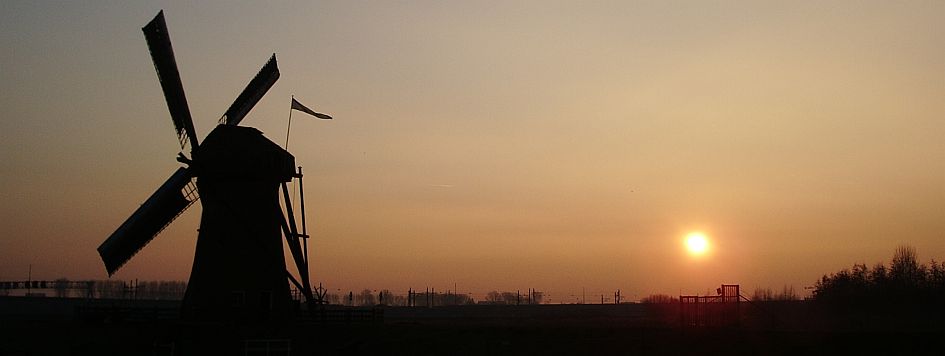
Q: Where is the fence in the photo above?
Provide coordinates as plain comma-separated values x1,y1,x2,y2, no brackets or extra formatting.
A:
680,284,740,327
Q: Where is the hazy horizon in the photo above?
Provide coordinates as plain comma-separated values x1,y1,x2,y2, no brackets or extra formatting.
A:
2,1,943,302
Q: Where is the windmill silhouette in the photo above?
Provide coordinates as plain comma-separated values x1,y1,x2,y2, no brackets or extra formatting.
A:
97,11,314,321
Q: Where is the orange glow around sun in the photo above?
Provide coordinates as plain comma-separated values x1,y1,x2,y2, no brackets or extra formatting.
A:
685,232,709,256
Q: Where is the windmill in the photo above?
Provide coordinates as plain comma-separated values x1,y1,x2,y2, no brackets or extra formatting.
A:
97,11,315,321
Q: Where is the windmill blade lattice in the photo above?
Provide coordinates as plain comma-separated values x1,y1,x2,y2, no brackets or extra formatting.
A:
97,167,198,275
220,54,281,126
142,10,199,152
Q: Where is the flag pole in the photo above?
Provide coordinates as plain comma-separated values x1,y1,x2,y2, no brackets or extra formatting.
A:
285,95,294,150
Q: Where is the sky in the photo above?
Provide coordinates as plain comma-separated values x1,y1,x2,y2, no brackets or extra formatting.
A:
1,1,942,302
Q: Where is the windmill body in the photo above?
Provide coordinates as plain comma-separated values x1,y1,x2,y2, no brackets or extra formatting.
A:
97,11,315,322
183,125,295,320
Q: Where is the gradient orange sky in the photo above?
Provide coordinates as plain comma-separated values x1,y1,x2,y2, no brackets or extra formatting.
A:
2,1,943,302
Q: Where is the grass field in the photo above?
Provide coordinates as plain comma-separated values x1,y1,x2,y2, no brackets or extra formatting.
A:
1,296,942,355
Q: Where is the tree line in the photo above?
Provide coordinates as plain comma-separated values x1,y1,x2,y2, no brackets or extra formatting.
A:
813,245,945,305
0,279,186,300
318,289,545,306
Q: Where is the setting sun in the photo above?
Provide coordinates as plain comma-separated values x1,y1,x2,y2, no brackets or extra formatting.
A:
685,232,709,256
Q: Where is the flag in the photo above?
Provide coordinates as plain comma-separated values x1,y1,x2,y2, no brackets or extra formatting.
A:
291,98,332,120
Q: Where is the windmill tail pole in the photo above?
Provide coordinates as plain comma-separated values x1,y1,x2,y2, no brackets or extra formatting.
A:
284,95,294,150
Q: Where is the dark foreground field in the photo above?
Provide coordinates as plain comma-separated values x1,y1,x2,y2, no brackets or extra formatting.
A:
1,297,943,355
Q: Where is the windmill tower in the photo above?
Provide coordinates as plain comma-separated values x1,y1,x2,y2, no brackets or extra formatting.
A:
97,11,314,321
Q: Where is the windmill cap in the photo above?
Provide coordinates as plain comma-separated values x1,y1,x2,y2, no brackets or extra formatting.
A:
192,125,295,182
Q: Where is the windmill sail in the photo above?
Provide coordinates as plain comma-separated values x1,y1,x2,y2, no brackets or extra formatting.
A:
220,54,280,126
98,167,198,275
142,11,199,151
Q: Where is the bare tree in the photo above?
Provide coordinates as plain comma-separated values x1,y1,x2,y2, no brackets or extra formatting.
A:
777,285,798,301
136,281,186,300
640,294,678,303
751,288,773,301
500,291,518,304
929,260,945,290
82,281,96,299
96,280,124,299
486,291,502,303
53,278,70,298
891,245,923,286
379,289,407,306
356,289,376,306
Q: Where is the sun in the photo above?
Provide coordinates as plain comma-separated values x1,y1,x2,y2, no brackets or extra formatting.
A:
685,232,709,256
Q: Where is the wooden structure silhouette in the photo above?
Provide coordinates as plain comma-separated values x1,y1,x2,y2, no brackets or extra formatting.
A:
680,284,741,327
96,11,314,321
